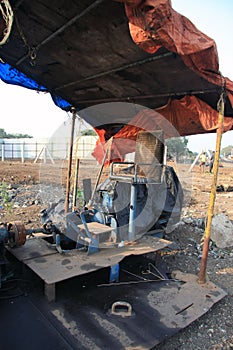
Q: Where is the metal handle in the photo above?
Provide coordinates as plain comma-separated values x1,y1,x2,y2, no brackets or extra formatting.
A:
111,301,132,317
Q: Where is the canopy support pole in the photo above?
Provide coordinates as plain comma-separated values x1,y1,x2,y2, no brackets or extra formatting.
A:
198,92,225,284
65,108,76,213
88,140,110,207
72,157,80,210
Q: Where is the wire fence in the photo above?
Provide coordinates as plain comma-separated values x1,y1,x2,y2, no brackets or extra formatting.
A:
0,136,98,162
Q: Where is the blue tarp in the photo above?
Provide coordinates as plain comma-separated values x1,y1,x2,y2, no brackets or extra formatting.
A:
0,62,71,111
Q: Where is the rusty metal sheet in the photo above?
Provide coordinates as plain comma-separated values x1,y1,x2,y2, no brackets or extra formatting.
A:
0,270,226,350
7,237,57,261
7,236,172,284
3,242,227,350
49,269,227,350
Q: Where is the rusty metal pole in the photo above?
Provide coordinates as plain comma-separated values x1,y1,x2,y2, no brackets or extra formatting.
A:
88,143,109,207
65,107,76,213
198,92,225,284
72,157,80,210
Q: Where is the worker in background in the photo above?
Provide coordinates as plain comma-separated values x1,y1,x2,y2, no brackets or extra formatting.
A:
209,151,215,173
199,152,207,173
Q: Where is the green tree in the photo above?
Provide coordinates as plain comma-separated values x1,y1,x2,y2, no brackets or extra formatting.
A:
0,128,32,138
0,128,7,138
166,136,189,161
221,145,233,157
81,129,97,136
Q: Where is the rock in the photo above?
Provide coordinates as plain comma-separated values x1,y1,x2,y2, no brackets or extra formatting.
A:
13,202,21,208
216,184,233,192
226,185,233,192
182,217,193,224
216,185,225,192
211,213,233,248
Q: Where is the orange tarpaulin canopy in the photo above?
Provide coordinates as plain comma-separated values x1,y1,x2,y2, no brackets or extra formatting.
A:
89,0,233,163
117,0,233,107
0,0,233,139
92,95,233,164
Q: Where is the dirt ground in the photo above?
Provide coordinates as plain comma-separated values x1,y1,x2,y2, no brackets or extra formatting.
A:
0,159,233,349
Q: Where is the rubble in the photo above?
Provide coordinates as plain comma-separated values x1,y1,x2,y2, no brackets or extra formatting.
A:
1,183,65,209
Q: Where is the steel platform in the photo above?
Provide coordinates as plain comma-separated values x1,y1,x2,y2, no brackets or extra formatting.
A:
7,235,172,301
0,264,227,350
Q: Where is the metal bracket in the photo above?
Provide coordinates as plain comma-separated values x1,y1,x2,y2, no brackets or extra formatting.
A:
109,263,120,283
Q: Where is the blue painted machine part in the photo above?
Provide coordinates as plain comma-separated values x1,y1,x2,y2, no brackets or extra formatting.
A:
109,263,120,283
0,226,8,244
87,237,99,255
80,210,100,255
55,234,72,254
80,211,93,240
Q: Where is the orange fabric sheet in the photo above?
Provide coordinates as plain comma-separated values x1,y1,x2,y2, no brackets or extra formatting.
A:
116,0,233,107
93,96,233,164
94,0,233,164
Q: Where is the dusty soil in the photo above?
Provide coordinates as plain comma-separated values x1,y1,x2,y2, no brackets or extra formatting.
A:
0,160,233,349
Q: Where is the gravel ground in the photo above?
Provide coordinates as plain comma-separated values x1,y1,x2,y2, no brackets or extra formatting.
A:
153,223,233,350
0,161,233,349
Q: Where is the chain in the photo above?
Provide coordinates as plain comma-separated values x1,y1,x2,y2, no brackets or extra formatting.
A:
14,13,37,65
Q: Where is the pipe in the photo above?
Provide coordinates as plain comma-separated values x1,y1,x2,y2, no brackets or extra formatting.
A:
1,143,5,162
88,140,109,207
15,0,105,66
55,52,173,91
65,108,76,213
128,183,137,241
128,165,138,241
198,92,225,284
71,88,217,105
72,158,80,210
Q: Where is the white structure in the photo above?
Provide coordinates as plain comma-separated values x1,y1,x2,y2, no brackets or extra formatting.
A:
0,135,98,162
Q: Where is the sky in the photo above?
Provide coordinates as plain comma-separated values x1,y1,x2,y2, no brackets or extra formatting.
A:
0,0,233,152
171,0,233,152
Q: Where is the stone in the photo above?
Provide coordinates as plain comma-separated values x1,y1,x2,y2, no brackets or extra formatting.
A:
211,213,233,248
182,217,193,224
226,185,233,192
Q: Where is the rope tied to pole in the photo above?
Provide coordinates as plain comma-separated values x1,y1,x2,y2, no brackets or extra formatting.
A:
217,74,226,115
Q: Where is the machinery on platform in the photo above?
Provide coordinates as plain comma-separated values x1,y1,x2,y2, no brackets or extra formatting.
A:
2,131,183,256
0,221,50,286
1,131,182,260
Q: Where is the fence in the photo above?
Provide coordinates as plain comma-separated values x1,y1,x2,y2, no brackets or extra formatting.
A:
0,136,98,162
